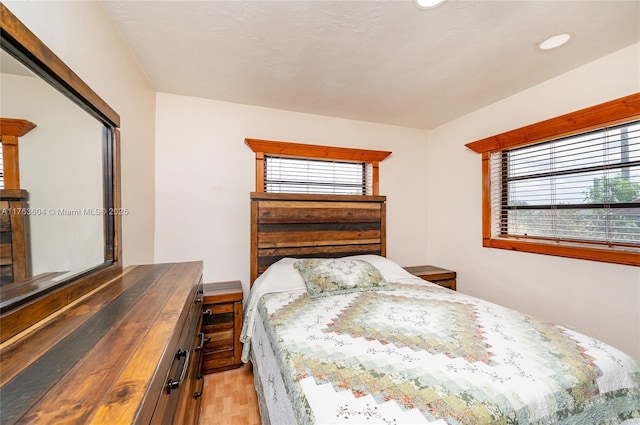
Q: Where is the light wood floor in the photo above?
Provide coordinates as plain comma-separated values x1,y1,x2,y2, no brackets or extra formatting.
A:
199,364,261,425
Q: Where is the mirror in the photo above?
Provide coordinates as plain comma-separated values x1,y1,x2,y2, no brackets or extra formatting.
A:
0,3,121,327
1,51,105,279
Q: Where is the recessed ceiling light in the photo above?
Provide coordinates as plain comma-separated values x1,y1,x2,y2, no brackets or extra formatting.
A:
539,33,572,51
416,0,446,10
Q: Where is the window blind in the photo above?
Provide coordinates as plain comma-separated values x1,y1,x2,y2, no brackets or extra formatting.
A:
264,155,372,195
491,120,640,248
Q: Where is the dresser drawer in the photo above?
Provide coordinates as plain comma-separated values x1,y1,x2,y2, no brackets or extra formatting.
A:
152,281,204,425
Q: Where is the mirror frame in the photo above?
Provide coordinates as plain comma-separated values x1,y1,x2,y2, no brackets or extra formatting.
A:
0,3,123,343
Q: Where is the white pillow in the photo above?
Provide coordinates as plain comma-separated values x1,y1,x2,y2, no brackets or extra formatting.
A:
251,257,306,296
344,254,416,282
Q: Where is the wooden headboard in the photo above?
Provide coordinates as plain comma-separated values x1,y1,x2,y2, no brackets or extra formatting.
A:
250,192,386,285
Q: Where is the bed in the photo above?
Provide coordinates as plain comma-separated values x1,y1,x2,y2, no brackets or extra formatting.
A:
243,193,640,424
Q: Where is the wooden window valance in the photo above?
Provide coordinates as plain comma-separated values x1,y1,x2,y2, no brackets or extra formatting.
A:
245,138,392,196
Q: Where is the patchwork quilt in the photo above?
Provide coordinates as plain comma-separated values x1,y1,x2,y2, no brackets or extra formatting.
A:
246,280,640,424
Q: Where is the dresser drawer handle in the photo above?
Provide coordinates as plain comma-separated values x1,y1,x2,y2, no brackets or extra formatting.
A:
203,309,212,316
166,349,190,394
194,374,205,399
195,297,203,304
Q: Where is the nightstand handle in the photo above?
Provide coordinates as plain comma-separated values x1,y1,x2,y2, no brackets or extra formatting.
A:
203,309,212,316
195,332,207,351
194,374,205,399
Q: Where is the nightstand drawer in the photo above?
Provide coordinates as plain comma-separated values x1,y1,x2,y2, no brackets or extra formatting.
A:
201,351,235,371
204,329,234,352
202,311,234,331
208,303,234,314
435,278,456,290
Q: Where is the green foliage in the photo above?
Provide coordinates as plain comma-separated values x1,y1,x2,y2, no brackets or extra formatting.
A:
584,177,640,203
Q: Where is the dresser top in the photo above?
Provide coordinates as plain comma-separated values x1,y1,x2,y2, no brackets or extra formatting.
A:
0,261,203,425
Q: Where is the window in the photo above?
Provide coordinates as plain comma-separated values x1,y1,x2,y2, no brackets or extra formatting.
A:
245,138,391,196
466,93,640,266
264,156,371,195
495,120,639,244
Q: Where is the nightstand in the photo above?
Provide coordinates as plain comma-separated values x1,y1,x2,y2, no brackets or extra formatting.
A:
403,265,457,291
201,280,243,374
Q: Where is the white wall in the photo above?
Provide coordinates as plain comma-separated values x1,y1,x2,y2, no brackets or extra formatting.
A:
154,94,430,295
4,1,157,266
1,73,103,275
427,43,640,359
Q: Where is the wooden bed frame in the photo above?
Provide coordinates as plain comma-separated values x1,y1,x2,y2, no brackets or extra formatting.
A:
250,192,386,285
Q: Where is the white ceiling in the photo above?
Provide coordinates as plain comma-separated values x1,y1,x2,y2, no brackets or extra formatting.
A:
101,0,640,130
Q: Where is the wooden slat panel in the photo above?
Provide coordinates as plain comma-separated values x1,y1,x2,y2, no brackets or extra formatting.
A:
258,230,380,248
257,245,382,274
250,193,386,285
259,222,381,233
258,243,382,259
258,206,381,223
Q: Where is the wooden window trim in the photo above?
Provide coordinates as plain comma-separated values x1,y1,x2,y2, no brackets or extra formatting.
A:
0,118,37,189
245,138,391,195
466,93,640,267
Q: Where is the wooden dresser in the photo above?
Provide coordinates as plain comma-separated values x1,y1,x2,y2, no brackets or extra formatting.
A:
0,262,204,424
